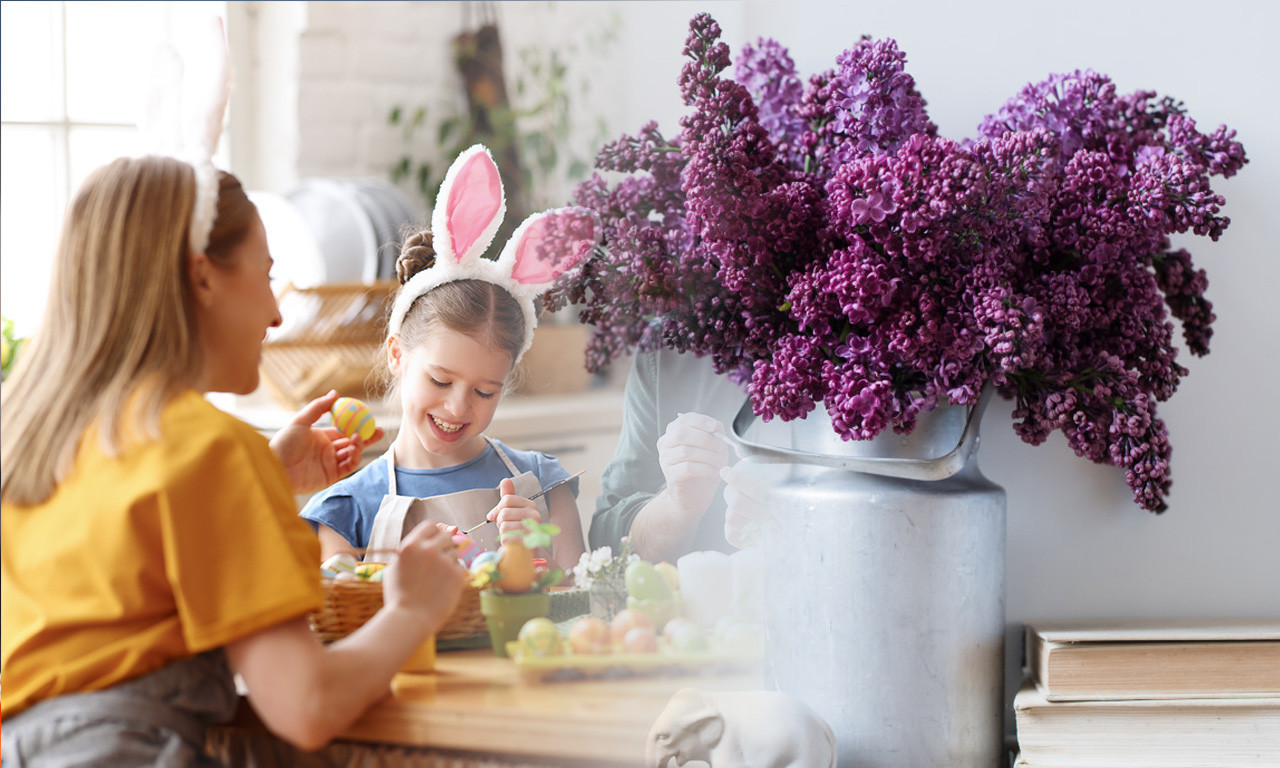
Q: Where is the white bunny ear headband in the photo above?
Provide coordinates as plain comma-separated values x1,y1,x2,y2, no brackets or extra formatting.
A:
140,16,232,254
389,144,601,362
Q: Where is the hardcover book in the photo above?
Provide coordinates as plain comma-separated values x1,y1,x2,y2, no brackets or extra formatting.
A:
1014,679,1280,768
1024,618,1280,701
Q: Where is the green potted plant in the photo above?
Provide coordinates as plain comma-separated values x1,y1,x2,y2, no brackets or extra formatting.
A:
388,12,616,254
1,316,27,383
470,519,564,657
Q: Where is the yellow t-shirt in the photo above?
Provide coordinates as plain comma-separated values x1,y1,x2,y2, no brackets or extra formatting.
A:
1,390,322,715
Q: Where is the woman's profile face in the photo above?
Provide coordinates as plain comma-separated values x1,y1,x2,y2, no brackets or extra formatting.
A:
193,214,282,394
389,326,513,468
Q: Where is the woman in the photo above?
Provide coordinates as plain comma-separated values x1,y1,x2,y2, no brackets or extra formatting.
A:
1,156,466,765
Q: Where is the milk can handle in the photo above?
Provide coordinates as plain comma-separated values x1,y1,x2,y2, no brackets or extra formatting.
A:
729,389,988,482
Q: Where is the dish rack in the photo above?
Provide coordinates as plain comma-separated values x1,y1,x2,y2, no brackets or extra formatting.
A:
259,281,398,410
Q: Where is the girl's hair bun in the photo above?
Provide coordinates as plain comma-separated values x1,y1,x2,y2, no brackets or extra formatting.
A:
396,230,436,285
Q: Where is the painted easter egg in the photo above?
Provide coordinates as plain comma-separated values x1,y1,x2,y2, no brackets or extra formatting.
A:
453,534,484,568
321,552,359,574
469,550,501,573
331,396,376,441
353,562,386,580
518,617,564,657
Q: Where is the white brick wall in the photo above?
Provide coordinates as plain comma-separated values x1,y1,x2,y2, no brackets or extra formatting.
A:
294,2,452,182
230,1,624,211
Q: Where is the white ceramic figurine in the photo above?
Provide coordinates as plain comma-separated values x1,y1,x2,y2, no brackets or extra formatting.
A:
646,688,838,768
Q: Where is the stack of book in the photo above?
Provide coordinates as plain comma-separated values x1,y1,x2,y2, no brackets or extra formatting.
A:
1014,619,1280,767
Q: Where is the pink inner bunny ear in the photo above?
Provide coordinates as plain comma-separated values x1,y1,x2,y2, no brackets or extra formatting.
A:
446,151,503,261
510,210,599,285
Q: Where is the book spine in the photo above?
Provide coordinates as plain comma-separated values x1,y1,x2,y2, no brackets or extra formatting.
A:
1015,691,1280,767
1035,641,1280,701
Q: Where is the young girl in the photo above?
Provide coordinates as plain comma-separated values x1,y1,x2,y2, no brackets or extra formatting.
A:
0,155,467,763
300,145,598,576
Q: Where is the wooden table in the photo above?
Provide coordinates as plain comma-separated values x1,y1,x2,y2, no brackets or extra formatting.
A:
212,648,765,768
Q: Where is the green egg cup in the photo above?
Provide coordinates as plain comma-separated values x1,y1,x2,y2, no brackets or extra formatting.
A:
479,590,551,657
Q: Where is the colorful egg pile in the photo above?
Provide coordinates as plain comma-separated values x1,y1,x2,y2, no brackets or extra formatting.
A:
319,553,386,582
453,534,484,568
331,396,376,441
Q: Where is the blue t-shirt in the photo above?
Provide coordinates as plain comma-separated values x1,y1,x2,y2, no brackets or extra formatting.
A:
299,438,576,549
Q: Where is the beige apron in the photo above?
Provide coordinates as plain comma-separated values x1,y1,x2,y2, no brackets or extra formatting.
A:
364,437,545,560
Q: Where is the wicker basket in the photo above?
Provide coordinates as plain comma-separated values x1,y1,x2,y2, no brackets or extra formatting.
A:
259,281,398,410
308,578,487,645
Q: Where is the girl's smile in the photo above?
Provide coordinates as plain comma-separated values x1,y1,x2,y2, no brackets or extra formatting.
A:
429,414,466,435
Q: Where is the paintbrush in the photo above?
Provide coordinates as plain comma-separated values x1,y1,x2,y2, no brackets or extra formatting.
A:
461,470,586,535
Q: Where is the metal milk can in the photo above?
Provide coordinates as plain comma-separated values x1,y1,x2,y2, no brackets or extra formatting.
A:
732,390,1005,768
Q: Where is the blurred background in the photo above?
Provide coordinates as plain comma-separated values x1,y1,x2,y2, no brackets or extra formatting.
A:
3,0,1277,732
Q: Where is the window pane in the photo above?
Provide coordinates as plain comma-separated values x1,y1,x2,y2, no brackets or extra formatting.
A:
1,126,63,334
168,2,228,36
64,1,228,126
64,1,165,123
0,1,64,122
1,0,231,337
67,125,144,195
168,0,232,169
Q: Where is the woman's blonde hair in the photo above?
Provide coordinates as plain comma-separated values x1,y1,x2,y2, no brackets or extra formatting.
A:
1,155,258,505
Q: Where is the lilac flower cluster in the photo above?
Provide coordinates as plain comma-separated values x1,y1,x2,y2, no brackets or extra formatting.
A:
547,14,1247,513
735,38,807,163
974,69,1246,510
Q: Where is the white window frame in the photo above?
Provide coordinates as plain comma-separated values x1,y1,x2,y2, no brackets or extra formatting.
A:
1,0,228,335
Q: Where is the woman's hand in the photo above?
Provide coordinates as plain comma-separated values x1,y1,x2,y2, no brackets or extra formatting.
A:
487,477,542,538
228,520,464,753
270,390,384,494
383,520,467,621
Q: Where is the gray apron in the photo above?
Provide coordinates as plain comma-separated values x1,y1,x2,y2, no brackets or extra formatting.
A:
364,437,546,558
0,650,237,768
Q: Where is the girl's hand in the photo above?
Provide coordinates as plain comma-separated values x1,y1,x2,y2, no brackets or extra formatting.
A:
270,390,385,494
383,520,466,622
487,477,541,538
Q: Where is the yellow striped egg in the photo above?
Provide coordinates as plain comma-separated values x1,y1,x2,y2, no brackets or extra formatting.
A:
331,396,376,441
354,562,386,580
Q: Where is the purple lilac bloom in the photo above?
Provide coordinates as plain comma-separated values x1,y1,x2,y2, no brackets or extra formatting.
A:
826,36,937,167
559,14,1246,514
736,38,808,162
977,68,1245,510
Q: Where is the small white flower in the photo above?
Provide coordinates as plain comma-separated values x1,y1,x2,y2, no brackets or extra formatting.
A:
588,547,612,572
